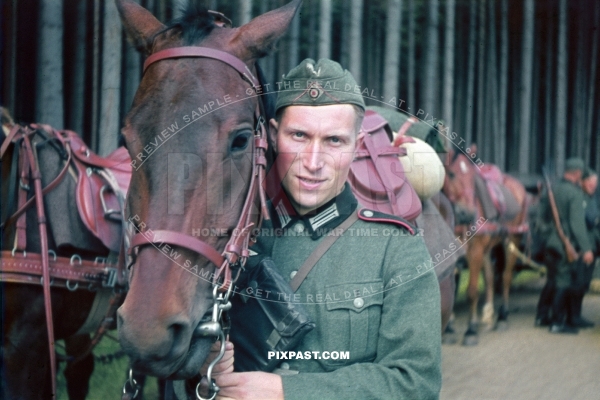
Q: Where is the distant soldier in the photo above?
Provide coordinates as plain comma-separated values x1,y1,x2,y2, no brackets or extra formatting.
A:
539,158,594,334
569,168,600,328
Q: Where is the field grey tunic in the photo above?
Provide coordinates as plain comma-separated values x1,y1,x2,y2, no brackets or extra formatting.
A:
249,184,442,399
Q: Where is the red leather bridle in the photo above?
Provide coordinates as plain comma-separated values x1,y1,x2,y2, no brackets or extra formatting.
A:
127,46,270,291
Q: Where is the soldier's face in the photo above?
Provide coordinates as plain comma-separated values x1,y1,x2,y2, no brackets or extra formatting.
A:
270,105,361,215
583,175,598,196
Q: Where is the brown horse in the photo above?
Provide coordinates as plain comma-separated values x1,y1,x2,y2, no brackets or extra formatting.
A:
0,112,124,398
115,0,301,380
443,145,529,345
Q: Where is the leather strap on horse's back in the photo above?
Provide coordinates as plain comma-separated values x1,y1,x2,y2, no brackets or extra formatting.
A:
19,130,57,398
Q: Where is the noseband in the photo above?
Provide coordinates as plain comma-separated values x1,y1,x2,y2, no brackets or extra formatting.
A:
125,46,270,399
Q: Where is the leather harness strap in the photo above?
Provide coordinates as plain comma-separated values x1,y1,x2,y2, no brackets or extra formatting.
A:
1,125,127,398
129,230,225,269
0,250,118,288
1,140,73,231
20,128,57,398
129,45,270,292
289,212,360,292
143,46,260,88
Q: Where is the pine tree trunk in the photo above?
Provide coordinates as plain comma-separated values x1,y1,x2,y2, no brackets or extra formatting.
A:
383,0,402,103
91,0,101,151
543,0,555,167
442,0,455,137
518,0,534,173
288,2,300,70
349,0,363,82
407,0,416,109
499,0,509,169
98,0,122,156
308,0,318,60
339,2,349,67
475,0,485,155
584,0,600,159
452,5,464,137
36,0,64,128
319,0,332,60
487,0,500,166
530,19,542,171
555,0,568,174
238,0,252,26
422,0,439,117
464,0,477,146
373,6,384,98
4,1,17,115
65,0,87,134
572,1,587,160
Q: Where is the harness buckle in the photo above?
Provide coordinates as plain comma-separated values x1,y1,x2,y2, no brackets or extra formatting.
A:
255,115,266,132
103,267,118,288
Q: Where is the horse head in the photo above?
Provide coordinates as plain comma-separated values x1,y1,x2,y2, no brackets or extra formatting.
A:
443,144,480,226
116,0,301,379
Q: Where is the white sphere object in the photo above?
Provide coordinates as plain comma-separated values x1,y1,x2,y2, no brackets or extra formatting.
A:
397,137,445,201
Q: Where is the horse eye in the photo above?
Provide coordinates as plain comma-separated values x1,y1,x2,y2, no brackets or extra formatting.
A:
231,132,251,152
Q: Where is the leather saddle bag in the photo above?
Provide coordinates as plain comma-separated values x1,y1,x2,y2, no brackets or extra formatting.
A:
348,110,422,221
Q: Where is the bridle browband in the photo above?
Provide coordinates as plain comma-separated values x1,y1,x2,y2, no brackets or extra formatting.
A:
125,46,271,399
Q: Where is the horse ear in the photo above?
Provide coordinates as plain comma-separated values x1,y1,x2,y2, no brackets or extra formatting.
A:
116,0,166,54
230,0,303,61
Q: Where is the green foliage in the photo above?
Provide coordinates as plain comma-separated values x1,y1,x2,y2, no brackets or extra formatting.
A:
56,336,160,400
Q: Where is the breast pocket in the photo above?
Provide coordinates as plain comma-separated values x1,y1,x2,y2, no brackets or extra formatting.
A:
321,280,384,368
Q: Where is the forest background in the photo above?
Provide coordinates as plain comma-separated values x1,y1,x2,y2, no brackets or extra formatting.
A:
2,0,599,178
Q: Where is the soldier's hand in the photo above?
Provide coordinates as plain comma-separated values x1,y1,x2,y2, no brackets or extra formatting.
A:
583,250,594,265
215,371,283,400
200,340,234,376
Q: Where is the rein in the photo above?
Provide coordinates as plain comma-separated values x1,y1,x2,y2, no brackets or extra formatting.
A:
125,46,270,400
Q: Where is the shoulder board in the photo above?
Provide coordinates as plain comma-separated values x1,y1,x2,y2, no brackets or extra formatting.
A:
357,209,416,235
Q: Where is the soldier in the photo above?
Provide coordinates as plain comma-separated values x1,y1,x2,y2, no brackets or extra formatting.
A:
213,59,442,399
543,158,594,334
569,168,600,328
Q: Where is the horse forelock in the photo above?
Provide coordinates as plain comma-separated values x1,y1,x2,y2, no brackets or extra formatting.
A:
157,2,216,45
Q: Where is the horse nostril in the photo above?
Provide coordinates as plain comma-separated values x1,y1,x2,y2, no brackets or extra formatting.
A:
166,319,192,358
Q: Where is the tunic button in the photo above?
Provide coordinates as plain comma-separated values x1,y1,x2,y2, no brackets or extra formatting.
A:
353,297,365,308
294,223,305,233
290,270,297,279
280,362,290,370
362,210,374,217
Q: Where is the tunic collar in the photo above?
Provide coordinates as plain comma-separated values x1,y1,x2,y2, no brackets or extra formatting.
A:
270,183,358,240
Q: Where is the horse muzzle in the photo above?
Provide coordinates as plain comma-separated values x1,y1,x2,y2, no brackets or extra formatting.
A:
453,204,477,226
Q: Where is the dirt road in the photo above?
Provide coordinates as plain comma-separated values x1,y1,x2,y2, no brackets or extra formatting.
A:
440,281,600,400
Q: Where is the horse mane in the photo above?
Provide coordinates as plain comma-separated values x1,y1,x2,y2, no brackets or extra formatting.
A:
168,2,216,44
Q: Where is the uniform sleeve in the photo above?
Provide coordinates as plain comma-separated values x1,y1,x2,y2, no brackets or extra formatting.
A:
280,235,442,400
569,191,593,253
